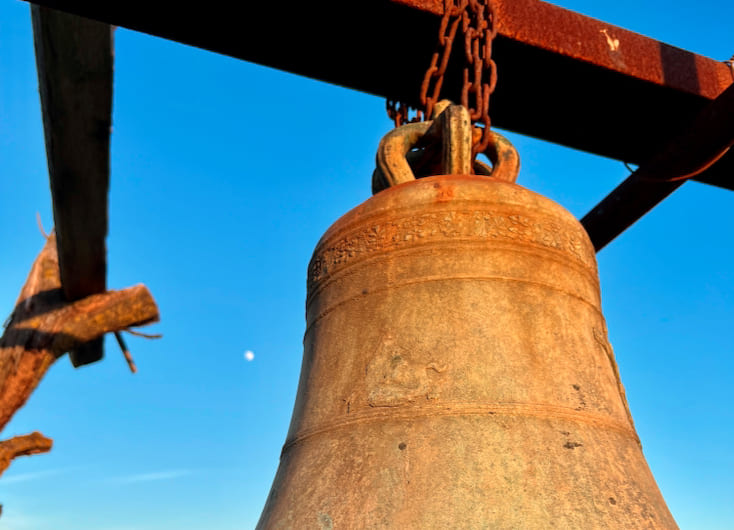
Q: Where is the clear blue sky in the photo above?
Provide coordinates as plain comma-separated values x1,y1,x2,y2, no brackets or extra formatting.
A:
1,1,733,528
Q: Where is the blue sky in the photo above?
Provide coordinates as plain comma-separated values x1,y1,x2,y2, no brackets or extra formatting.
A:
1,1,733,528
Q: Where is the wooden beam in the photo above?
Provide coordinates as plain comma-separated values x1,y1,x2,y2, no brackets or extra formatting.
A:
0,433,53,479
24,0,733,191
0,235,159,480
582,82,734,251
31,6,114,366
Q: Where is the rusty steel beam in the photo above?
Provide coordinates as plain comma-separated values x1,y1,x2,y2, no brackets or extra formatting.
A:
25,1,734,252
31,6,114,366
582,82,734,251
24,1,733,187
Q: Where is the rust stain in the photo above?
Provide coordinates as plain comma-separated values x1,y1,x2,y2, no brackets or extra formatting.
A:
434,183,455,201
393,0,729,98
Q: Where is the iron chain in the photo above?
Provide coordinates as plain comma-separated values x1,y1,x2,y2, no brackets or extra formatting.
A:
387,0,498,159
461,0,497,156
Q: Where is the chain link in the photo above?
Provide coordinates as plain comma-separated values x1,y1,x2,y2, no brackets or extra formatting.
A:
387,0,497,159
386,99,420,127
420,0,466,122
462,0,497,157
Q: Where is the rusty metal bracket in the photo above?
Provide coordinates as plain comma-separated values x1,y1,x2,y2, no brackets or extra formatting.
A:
582,82,734,252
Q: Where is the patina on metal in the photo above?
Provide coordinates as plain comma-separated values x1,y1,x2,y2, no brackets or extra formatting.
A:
258,113,677,528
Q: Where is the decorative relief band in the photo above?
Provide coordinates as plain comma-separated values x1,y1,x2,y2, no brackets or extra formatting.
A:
309,209,595,285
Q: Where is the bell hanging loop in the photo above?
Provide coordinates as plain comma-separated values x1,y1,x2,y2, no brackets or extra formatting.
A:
372,101,519,194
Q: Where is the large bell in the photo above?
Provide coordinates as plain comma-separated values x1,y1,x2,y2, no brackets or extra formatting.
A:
258,108,676,528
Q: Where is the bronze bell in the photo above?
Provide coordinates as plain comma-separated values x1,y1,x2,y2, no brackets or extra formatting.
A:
258,105,677,528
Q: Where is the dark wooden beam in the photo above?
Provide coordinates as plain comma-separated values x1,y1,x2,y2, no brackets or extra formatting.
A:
582,82,734,251
31,6,113,367
25,0,733,190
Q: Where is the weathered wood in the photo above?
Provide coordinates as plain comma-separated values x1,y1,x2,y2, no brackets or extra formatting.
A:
0,235,159,436
31,6,114,366
0,432,53,479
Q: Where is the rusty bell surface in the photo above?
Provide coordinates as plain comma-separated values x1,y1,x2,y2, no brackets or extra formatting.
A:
258,174,676,528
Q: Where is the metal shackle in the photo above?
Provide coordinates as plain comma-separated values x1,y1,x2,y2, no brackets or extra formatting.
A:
372,103,520,194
